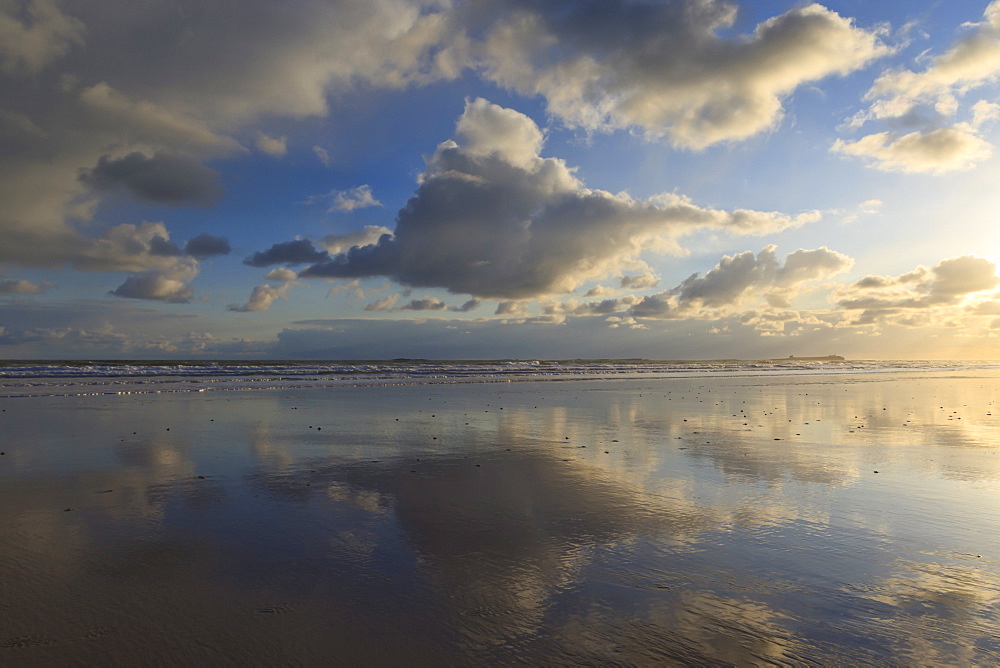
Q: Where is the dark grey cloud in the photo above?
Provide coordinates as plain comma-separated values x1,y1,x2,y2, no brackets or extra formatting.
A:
299,99,815,299
78,152,223,207
184,233,231,258
616,246,852,320
149,235,184,256
401,298,446,311
244,239,330,267
628,294,674,319
0,278,46,295
451,299,480,312
476,0,888,148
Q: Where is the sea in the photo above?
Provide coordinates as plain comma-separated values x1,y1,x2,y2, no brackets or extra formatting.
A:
2,358,998,398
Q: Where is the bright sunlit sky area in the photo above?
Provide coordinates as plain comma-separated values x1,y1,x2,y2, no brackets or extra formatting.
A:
3,0,1000,359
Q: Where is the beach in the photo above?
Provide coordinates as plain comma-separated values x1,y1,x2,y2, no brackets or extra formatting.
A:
2,366,1000,665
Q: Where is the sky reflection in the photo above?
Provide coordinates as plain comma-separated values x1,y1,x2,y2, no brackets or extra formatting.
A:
1,372,999,663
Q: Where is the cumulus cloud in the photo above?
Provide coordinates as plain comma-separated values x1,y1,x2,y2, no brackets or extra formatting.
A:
451,298,480,312
355,293,458,312
184,233,231,258
244,239,329,267
476,1,888,148
307,185,383,213
584,285,616,298
832,126,993,173
835,255,1000,326
298,99,818,299
0,278,46,295
364,293,400,312
109,258,199,303
227,282,294,312
401,297,446,311
263,267,297,282
74,222,199,273
495,301,528,316
619,273,659,290
618,245,852,319
254,132,286,157
78,151,223,206
737,308,833,334
319,225,392,254
838,1,1000,172
865,2,1000,120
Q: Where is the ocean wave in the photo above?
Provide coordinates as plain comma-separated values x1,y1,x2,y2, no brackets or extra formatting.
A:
0,358,997,398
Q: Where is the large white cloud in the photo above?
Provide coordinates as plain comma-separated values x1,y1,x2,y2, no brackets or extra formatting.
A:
299,99,818,298
475,1,888,148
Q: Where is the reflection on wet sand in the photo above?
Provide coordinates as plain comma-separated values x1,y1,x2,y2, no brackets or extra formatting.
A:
1,372,1000,664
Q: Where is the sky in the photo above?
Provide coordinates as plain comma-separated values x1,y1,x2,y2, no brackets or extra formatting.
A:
2,0,1000,360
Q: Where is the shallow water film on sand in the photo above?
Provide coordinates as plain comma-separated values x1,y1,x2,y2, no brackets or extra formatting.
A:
2,369,1000,664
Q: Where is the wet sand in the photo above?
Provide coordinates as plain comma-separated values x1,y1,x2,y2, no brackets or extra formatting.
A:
2,370,1000,665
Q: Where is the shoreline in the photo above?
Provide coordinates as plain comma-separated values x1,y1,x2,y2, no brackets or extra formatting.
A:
3,361,999,400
